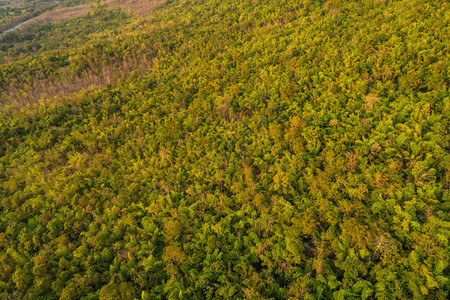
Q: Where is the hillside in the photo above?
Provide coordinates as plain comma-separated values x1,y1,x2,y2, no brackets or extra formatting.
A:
0,0,449,299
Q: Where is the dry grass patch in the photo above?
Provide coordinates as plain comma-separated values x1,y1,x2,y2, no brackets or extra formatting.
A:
105,0,167,15
32,5,91,23
23,0,167,26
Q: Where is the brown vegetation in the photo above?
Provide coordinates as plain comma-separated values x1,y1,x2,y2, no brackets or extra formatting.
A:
105,0,167,15
32,5,91,23
22,0,167,29
0,55,153,113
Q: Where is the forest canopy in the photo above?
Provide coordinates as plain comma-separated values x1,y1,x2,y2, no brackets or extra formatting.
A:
0,0,449,299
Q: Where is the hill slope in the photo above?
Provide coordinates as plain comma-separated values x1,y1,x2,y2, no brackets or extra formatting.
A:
0,0,449,299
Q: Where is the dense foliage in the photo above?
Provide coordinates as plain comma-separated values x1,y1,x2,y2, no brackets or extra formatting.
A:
0,0,449,299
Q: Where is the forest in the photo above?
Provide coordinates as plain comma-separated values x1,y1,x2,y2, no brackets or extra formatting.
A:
0,0,449,299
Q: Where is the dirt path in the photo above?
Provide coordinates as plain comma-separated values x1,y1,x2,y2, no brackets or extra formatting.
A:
1,17,36,35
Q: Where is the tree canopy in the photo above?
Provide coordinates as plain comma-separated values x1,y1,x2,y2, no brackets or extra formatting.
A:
0,0,449,299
